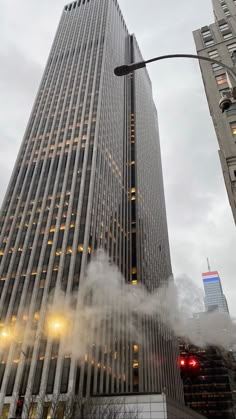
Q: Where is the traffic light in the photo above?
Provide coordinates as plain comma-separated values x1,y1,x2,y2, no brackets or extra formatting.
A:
16,396,24,417
178,356,199,382
178,357,187,367
188,357,198,368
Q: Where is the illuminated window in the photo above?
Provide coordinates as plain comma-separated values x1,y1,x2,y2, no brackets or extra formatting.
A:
133,360,139,368
230,122,236,135
131,280,137,285
132,267,137,275
78,245,83,252
34,312,40,320
215,73,227,85
133,344,139,353
39,280,45,289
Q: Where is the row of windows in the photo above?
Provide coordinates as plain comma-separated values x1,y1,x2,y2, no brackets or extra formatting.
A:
201,20,235,47
219,1,231,17
64,0,90,12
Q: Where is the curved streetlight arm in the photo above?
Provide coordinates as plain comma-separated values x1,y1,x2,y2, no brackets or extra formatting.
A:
114,53,236,88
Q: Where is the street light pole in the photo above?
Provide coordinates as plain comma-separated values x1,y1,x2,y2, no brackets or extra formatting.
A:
114,53,236,97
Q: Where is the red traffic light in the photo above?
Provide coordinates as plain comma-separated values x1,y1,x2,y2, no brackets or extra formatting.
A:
16,396,24,416
178,357,186,367
188,357,198,368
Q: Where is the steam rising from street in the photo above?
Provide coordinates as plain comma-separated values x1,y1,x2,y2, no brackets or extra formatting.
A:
49,251,236,356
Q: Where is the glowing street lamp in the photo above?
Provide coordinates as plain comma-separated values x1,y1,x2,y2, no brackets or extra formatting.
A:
47,314,67,337
0,327,27,358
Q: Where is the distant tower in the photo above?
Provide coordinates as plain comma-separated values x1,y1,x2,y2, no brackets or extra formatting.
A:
193,0,236,224
202,271,229,313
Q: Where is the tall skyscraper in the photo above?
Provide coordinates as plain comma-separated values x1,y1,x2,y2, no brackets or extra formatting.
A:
193,0,236,224
0,0,183,417
202,271,229,313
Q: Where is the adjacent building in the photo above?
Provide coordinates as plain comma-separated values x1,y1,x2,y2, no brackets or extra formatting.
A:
202,271,229,313
179,340,236,419
193,0,236,224
0,0,184,417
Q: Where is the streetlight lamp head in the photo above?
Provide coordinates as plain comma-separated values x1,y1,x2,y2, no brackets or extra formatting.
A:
114,64,131,76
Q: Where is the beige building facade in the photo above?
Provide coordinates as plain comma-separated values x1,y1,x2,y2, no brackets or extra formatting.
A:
193,0,236,223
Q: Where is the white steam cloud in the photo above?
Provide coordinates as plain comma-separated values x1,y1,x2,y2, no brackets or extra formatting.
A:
47,251,236,357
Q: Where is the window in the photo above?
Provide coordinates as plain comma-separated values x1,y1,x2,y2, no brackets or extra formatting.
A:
219,23,229,31
212,62,223,72
205,39,215,47
208,49,219,59
227,42,236,53
226,102,236,116
224,10,231,16
215,73,228,85
230,122,236,135
202,30,211,38
223,33,233,40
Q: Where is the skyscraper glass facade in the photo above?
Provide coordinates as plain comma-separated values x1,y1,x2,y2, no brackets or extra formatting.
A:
0,0,183,416
202,271,229,313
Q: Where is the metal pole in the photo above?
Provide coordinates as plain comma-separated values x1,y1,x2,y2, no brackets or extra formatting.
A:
114,53,236,86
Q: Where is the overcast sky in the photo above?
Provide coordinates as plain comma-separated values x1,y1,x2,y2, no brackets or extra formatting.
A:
1,0,236,315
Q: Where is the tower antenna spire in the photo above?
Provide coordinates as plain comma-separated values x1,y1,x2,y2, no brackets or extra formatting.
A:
207,257,211,272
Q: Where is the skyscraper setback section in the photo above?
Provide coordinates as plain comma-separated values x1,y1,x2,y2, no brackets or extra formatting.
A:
0,0,183,416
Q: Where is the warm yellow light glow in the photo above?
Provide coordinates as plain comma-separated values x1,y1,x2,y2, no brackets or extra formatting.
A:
133,344,139,353
131,280,138,286
34,312,40,321
47,314,67,337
